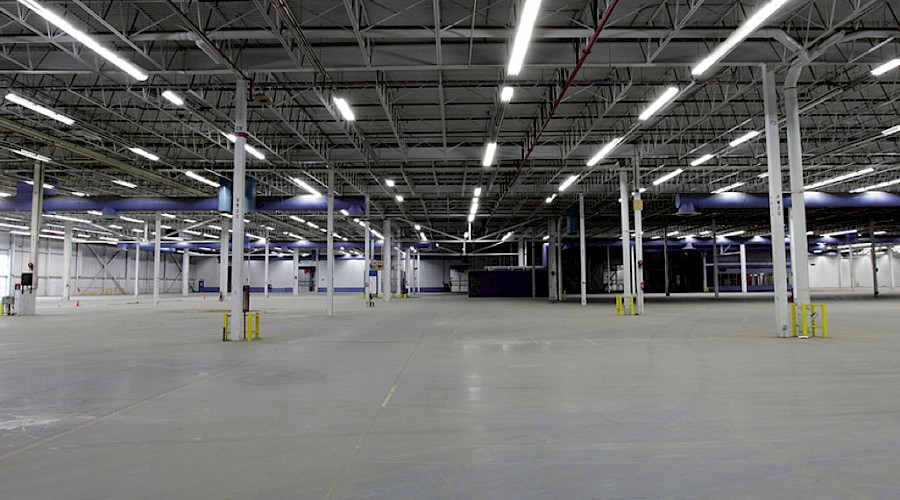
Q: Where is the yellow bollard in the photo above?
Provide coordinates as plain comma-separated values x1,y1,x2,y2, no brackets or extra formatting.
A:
222,313,229,341
615,295,635,316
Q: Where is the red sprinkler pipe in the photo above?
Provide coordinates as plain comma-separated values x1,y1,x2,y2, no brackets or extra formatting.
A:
490,0,623,216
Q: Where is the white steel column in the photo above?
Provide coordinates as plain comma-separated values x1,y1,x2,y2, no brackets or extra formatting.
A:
530,231,536,298
849,246,856,289
383,219,392,302
579,192,587,306
219,218,230,300
326,170,335,316
784,71,812,310
619,170,632,297
229,79,249,341
134,231,141,298
417,252,421,293
712,219,719,299
762,65,790,337
556,218,564,300
890,245,896,289
182,245,190,297
292,248,300,295
363,196,371,298
263,229,270,298
396,243,402,297
632,163,644,314
153,214,161,306
62,221,73,301
29,160,44,291
740,244,748,294
870,224,879,297
547,219,557,301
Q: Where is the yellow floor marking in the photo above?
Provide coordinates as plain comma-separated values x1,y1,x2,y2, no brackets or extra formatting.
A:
381,385,397,408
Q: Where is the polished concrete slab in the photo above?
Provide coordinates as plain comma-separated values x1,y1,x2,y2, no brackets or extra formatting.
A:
1,291,899,499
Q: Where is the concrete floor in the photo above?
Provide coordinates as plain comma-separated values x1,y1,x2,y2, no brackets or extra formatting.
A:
1,290,899,499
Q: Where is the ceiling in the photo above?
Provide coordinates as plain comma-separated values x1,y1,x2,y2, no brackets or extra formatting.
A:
0,0,898,249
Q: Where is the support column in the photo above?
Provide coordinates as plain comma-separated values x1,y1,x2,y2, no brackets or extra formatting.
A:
849,245,856,289
712,218,719,299
219,218,230,300
134,232,141,298
29,161,43,290
383,219,392,302
889,245,896,289
326,170,335,316
530,231,536,298
182,243,190,297
396,242,402,297
663,229,670,297
547,219,557,301
579,193,587,306
417,252,421,293
619,170,632,297
740,244,748,294
292,248,300,295
762,65,790,337
229,79,248,341
263,229,270,298
870,223,879,297
364,195,371,299
153,214,161,306
785,73,812,310
557,218,564,300
632,159,644,314
62,221,72,301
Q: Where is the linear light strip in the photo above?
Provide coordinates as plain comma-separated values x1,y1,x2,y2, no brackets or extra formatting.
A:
804,167,875,190
507,0,543,75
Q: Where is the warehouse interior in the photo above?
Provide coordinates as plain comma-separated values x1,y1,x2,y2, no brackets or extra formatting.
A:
1,0,900,497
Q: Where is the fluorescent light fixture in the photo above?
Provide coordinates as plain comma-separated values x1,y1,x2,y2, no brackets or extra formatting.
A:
184,219,197,223
87,210,103,216
0,192,10,198
339,209,349,216
395,194,404,202
542,235,550,241
13,149,51,162
691,0,792,76
473,187,482,197
385,179,396,187
160,224,172,230
667,231,680,237
202,233,218,239
245,145,265,161
501,231,513,241
850,178,900,193
652,168,684,186
500,86,514,102
160,213,176,219
467,214,475,222
822,229,857,237
874,230,887,236
161,90,184,106
729,130,760,147
414,224,421,231
872,58,900,76
711,181,746,194
112,179,137,189
108,224,122,229
586,137,624,166
24,180,54,189
183,170,220,188
119,215,143,224
469,202,479,215
183,229,202,236
882,125,900,136
545,194,557,204
482,142,497,167
129,147,159,162
5,92,75,125
558,175,578,192
208,224,222,230
332,97,356,121
71,191,88,197
45,214,90,224
638,87,679,121
16,0,148,80
419,231,427,241
306,221,319,229
221,212,233,218
690,153,715,166
291,177,323,197
758,172,769,179
507,0,543,75
720,230,745,238
804,167,874,190
289,215,306,223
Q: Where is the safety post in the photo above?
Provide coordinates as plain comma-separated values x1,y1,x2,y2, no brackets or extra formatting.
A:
615,295,636,316
222,311,262,341
791,303,828,338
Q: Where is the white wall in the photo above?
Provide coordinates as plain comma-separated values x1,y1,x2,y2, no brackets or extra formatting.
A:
807,253,899,289
1,230,191,297
194,255,452,292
